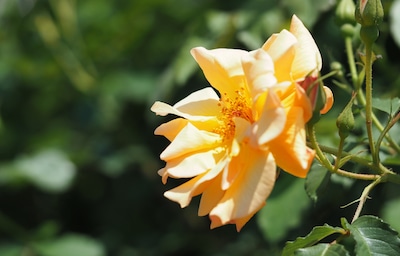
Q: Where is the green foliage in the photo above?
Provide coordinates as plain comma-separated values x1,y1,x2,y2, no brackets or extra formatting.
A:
282,225,346,256
33,234,105,256
390,0,400,47
294,244,349,256
344,216,400,256
305,163,331,202
285,216,400,255
0,0,399,255
372,97,400,116
257,174,310,243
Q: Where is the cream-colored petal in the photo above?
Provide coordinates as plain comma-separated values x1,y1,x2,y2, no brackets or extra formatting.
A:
164,156,229,208
190,47,249,98
174,87,221,116
160,122,221,161
151,87,220,121
209,148,276,228
276,83,313,123
158,168,168,184
198,173,224,216
289,15,322,80
270,106,315,178
262,29,297,82
250,90,286,147
164,150,217,179
242,49,277,102
154,118,188,141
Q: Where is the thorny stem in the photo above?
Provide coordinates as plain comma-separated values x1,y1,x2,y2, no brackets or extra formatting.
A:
364,43,378,165
375,113,400,162
351,177,383,223
333,137,345,173
345,36,359,89
344,34,400,154
307,125,379,181
356,89,400,154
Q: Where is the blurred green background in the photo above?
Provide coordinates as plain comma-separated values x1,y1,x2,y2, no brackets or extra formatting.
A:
0,0,399,255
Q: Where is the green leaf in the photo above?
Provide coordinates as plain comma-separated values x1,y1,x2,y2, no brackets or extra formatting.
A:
390,0,400,48
33,233,105,256
257,174,310,243
382,198,400,234
345,215,400,256
15,149,76,193
294,243,350,256
282,225,346,256
305,163,331,202
371,97,400,116
0,244,23,256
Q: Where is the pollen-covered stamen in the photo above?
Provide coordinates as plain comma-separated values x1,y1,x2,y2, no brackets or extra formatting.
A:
213,88,253,141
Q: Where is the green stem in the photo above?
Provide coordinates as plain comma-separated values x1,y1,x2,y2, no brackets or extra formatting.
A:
357,89,400,154
344,33,400,154
375,113,400,161
333,137,345,172
364,43,378,164
345,36,358,88
307,125,378,181
308,143,374,170
351,176,382,223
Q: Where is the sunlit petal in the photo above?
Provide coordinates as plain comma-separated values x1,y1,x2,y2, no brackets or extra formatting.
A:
191,47,249,98
262,30,297,82
242,49,277,101
164,156,229,208
289,15,322,80
209,149,276,229
160,123,221,161
270,106,315,177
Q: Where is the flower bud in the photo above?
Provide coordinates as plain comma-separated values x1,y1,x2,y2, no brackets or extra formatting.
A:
330,61,344,77
355,0,384,27
336,95,355,139
335,0,356,26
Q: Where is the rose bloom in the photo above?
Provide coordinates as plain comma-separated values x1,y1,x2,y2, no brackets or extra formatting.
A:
151,15,333,231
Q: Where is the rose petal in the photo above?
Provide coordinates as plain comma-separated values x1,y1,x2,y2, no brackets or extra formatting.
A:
289,15,322,80
160,123,221,161
250,90,286,147
190,47,249,99
164,156,229,208
163,149,218,179
262,30,297,82
209,149,276,230
242,49,277,101
151,87,220,121
269,106,315,178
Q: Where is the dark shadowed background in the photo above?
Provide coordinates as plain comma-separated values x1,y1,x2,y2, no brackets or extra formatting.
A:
0,0,399,255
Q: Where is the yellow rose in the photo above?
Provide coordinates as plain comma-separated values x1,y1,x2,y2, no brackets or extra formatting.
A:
151,15,333,231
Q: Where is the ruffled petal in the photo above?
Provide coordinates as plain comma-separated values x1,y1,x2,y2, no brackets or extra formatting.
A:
262,30,297,82
151,87,220,121
269,106,315,178
289,15,322,80
164,156,229,208
209,148,276,230
190,47,249,99
250,90,286,147
154,118,188,141
241,49,277,101
160,123,221,161
198,173,224,216
163,150,218,179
